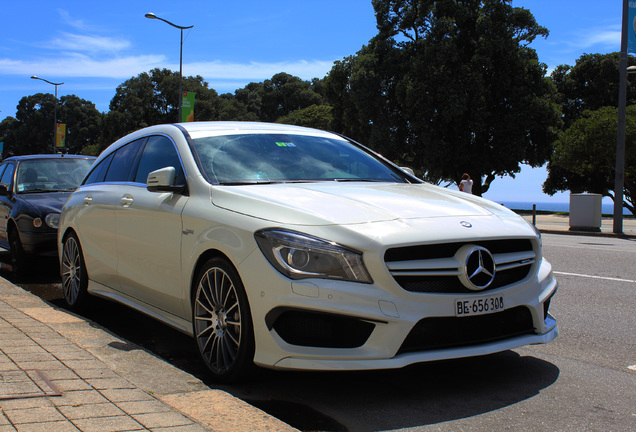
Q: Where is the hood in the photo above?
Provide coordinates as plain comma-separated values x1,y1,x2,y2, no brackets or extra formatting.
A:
210,182,518,226
18,191,72,215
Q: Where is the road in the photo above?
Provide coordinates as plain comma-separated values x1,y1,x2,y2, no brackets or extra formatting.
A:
2,233,635,432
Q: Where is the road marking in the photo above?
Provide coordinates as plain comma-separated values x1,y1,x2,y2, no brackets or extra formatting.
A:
554,271,636,284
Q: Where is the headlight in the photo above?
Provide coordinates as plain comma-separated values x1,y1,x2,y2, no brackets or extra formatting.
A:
45,213,60,229
255,229,373,283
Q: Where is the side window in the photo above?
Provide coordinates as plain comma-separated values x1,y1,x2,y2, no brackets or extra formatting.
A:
104,139,144,182
134,136,185,185
1,163,15,186
84,153,114,185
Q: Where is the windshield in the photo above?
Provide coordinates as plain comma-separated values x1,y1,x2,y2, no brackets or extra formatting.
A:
17,158,94,193
191,133,406,184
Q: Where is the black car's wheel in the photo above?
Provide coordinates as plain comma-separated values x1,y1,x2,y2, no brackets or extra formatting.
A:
61,233,89,309
193,257,255,383
9,228,27,276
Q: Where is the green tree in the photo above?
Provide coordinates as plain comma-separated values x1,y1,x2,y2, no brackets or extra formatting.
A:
324,40,414,171
0,116,19,158
276,104,333,130
551,53,636,128
260,73,323,122
234,73,324,122
58,95,102,154
103,68,221,147
543,106,636,214
1,93,100,155
326,0,562,195
9,93,58,154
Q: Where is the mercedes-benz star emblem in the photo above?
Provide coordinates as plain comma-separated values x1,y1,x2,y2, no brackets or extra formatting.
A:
464,246,496,290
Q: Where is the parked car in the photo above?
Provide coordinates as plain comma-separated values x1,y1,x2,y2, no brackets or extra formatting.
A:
0,154,95,274
58,122,558,382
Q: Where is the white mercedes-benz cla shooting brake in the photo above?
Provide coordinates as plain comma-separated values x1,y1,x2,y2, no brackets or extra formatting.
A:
58,122,558,382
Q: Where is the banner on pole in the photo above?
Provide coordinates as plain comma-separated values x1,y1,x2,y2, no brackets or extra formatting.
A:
629,1,636,54
56,123,66,148
181,92,196,122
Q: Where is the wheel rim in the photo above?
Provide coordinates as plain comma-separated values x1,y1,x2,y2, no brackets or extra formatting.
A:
194,267,242,375
61,237,81,305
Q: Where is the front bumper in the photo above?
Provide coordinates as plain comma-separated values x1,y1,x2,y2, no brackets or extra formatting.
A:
19,230,58,256
239,248,559,372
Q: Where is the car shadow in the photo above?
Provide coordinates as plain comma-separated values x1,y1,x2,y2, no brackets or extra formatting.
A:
216,351,560,432
0,250,561,432
46,291,560,432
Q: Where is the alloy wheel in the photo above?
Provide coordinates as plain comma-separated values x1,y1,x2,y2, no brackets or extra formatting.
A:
194,265,244,376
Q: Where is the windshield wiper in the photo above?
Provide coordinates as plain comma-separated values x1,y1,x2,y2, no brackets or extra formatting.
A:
333,178,391,182
20,188,51,193
218,179,322,185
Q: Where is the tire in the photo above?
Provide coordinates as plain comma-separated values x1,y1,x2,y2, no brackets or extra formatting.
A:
61,233,89,309
9,228,27,276
193,257,255,383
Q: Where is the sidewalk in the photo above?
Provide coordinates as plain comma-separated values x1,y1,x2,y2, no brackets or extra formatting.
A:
524,213,636,238
0,278,297,432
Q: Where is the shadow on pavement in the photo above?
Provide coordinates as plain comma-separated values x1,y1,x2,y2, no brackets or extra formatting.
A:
0,249,561,432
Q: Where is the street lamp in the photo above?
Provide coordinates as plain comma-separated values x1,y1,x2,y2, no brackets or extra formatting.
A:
31,75,63,153
145,12,194,123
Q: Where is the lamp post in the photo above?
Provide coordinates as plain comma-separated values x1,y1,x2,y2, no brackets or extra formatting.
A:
31,75,63,153
145,12,193,123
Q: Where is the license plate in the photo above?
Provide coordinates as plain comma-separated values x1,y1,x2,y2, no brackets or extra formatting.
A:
455,295,504,317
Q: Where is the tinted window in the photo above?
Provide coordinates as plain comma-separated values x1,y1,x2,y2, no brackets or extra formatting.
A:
134,136,185,184
104,139,144,182
84,153,114,185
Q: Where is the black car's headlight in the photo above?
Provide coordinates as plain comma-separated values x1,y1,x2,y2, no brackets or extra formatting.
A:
45,213,60,229
255,229,372,283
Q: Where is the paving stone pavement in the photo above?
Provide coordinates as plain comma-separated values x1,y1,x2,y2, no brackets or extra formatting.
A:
0,278,297,432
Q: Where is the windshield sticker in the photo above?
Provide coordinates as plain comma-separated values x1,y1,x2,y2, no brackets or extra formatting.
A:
275,141,296,148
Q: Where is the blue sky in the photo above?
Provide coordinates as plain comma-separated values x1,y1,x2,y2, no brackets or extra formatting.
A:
0,0,625,205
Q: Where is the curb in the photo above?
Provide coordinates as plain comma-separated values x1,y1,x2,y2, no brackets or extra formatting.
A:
0,277,297,432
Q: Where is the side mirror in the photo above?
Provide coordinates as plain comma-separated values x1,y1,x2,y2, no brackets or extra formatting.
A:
400,167,416,176
147,167,185,194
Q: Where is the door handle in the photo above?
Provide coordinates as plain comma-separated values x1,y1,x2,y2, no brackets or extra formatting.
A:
83,195,93,206
121,195,134,207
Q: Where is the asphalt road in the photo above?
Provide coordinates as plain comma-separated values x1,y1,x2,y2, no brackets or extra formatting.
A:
2,233,635,432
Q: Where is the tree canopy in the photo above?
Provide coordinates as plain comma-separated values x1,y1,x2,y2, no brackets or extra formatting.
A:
325,0,561,195
550,52,636,129
1,93,101,156
544,52,636,212
544,106,636,214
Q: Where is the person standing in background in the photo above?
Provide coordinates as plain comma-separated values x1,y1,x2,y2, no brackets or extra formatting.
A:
459,173,473,194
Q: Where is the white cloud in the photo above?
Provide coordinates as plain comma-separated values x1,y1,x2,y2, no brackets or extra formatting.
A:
0,55,335,83
189,59,335,80
566,25,621,51
57,9,100,33
47,33,130,53
0,54,165,79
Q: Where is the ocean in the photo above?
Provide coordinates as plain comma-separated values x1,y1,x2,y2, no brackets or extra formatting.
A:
498,201,633,216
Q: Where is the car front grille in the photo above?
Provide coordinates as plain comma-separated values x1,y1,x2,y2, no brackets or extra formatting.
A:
385,239,536,294
397,306,535,354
